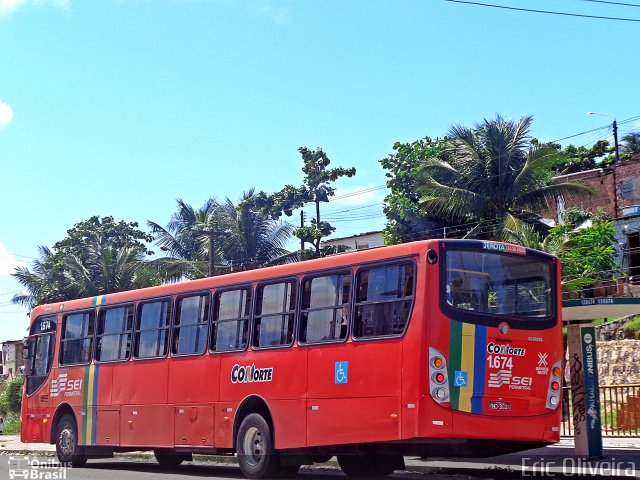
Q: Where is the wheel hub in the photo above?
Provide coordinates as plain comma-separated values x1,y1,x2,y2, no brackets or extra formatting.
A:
242,426,264,467
59,426,75,457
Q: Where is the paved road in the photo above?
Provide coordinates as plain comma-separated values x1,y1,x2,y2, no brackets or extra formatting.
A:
0,456,489,480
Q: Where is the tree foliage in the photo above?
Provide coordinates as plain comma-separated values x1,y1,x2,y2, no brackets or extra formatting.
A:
251,147,356,256
0,376,23,416
148,191,294,277
415,115,592,240
12,216,161,308
380,137,452,244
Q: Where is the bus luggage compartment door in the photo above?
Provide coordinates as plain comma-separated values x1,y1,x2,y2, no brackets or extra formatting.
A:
174,404,214,447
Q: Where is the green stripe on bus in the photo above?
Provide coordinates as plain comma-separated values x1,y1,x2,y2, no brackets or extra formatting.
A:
449,320,463,410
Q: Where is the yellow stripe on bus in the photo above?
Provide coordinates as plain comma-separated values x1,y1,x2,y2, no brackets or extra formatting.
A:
85,364,96,444
458,322,475,412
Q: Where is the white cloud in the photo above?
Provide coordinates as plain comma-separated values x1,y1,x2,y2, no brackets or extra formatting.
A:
0,242,25,275
330,184,387,207
0,0,69,18
256,2,291,25
0,99,14,127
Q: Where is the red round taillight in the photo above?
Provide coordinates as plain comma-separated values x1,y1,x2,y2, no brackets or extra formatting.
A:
551,381,560,391
435,372,445,384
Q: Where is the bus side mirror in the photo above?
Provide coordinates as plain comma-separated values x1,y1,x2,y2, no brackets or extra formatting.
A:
22,347,29,360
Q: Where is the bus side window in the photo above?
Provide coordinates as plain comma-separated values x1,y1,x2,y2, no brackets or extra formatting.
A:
253,280,296,348
299,273,350,344
353,263,415,339
173,294,210,356
96,305,134,362
211,288,251,352
134,300,171,359
60,311,95,365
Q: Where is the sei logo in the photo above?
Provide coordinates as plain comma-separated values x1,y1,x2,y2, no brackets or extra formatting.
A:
50,373,83,397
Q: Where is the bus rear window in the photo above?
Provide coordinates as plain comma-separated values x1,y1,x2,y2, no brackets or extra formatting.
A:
444,250,553,320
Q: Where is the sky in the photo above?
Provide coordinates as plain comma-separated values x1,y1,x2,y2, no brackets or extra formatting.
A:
1,0,639,341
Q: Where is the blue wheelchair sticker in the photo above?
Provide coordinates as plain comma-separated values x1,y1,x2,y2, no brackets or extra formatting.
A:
454,370,468,387
335,361,348,384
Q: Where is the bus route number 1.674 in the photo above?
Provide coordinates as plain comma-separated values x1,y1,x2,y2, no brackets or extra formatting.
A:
487,355,512,370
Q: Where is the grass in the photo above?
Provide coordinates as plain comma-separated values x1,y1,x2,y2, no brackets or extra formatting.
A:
624,317,640,339
2,413,21,435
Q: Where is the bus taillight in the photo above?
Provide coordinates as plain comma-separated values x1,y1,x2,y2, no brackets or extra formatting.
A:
429,347,450,405
546,360,562,410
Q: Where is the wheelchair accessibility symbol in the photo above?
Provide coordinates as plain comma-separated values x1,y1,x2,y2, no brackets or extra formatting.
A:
454,370,468,387
335,361,348,384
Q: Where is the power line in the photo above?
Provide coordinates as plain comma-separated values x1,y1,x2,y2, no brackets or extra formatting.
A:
580,0,640,8
443,0,640,22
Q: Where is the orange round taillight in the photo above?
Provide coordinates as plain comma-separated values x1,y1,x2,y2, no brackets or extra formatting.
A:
551,381,560,391
433,357,444,369
553,366,561,377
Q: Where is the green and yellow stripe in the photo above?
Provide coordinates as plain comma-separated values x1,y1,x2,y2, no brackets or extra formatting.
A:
82,363,100,445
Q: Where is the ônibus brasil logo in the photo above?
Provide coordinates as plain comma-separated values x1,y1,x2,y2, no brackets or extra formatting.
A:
231,364,274,384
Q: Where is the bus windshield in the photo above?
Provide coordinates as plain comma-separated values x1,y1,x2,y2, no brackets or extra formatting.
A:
444,249,553,320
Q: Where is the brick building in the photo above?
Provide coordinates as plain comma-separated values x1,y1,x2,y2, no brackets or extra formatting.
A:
0,340,25,380
550,154,640,284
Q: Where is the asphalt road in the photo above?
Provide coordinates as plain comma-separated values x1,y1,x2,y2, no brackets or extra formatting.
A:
0,456,492,480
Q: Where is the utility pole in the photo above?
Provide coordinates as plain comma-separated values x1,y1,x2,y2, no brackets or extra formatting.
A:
613,119,620,165
300,211,305,253
196,229,227,277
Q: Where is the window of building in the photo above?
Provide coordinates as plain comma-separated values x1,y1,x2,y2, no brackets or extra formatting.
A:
173,293,210,355
211,288,251,352
253,280,296,348
60,311,95,365
96,305,134,362
299,273,350,344
134,299,171,358
353,263,415,338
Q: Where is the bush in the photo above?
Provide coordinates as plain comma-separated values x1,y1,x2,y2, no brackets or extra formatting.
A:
624,318,640,339
2,412,21,435
0,376,23,416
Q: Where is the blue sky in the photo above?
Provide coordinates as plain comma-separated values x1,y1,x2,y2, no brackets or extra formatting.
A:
1,0,639,341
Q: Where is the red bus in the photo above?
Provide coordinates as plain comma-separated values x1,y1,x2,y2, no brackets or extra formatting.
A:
21,239,563,478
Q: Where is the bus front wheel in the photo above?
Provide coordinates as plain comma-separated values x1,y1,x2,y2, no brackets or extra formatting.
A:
236,413,281,479
55,414,87,467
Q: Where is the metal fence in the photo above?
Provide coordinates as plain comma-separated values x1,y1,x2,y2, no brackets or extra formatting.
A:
562,384,640,437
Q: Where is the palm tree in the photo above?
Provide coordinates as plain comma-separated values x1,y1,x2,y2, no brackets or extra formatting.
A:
12,247,72,309
12,235,160,309
148,193,294,278
621,132,640,155
416,114,592,240
218,189,295,271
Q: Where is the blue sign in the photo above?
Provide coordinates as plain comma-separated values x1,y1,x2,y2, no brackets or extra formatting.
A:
335,361,348,384
454,370,468,387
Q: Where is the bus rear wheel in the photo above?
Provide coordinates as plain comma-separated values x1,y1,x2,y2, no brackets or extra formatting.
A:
337,453,403,477
55,414,87,467
236,413,281,479
153,449,190,467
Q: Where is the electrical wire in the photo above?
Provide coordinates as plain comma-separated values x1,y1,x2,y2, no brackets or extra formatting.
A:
442,0,640,22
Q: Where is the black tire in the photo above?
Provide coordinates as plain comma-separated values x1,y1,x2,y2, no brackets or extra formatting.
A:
55,413,87,467
337,453,403,477
153,449,189,467
236,413,281,479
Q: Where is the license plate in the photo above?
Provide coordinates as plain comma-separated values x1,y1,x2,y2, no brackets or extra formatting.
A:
488,400,512,411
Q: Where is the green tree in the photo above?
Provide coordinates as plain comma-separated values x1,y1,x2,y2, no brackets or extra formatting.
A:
416,115,592,240
251,147,356,257
555,140,612,175
0,376,23,416
621,132,640,155
380,137,453,244
12,216,161,308
148,198,220,278
149,192,295,277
